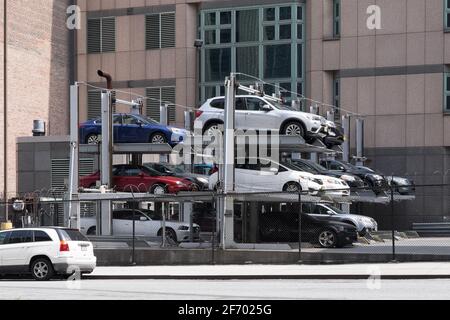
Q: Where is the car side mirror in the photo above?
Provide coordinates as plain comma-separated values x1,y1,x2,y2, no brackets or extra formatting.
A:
137,120,143,127
140,216,148,221
262,105,272,112
139,173,145,178
270,167,279,174
327,211,334,215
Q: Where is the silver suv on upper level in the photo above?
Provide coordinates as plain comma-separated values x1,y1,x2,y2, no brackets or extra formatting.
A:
194,95,327,141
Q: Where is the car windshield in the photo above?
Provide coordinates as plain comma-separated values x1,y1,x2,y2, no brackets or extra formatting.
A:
302,160,329,173
281,161,310,172
142,166,168,176
323,205,346,215
285,161,316,174
132,114,159,125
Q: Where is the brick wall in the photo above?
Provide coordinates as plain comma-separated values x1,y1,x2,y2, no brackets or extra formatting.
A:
0,0,71,196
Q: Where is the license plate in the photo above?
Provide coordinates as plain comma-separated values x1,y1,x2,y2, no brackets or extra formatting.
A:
80,245,88,251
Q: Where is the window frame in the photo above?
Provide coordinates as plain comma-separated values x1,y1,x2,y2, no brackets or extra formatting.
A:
199,3,305,103
333,74,341,121
445,73,450,112
333,0,341,38
445,0,450,30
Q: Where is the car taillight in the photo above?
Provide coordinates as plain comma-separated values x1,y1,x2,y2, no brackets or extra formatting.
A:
60,241,70,252
195,110,203,119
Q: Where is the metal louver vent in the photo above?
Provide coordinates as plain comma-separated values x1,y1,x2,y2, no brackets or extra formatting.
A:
101,17,116,52
51,159,96,223
88,90,116,120
161,13,175,48
146,87,161,122
146,14,160,50
87,18,115,53
161,87,176,122
87,19,101,53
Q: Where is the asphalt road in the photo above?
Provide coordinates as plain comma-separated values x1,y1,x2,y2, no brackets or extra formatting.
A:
1,279,450,300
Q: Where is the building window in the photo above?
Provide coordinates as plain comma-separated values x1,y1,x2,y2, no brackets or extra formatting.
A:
333,0,341,37
445,73,450,112
146,12,176,49
146,87,176,123
199,4,305,102
333,74,340,121
87,17,116,53
87,90,116,120
446,0,450,29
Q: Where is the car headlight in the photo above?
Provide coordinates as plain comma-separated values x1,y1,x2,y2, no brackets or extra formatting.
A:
175,181,185,185
171,128,185,134
178,226,189,231
340,175,355,182
372,174,383,180
337,226,345,232
311,178,323,185
197,177,209,184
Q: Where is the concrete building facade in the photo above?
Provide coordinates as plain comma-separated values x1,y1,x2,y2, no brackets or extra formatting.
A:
0,0,73,201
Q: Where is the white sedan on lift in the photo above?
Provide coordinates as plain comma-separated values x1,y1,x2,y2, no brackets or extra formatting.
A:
208,157,350,196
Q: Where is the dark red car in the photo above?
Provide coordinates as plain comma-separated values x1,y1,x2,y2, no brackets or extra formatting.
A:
80,164,194,194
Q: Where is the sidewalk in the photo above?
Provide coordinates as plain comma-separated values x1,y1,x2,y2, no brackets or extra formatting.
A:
85,262,450,280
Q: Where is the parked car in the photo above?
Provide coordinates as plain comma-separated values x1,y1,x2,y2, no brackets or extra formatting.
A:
320,159,389,195
195,95,327,142
80,209,200,243
303,203,378,236
193,164,217,176
144,163,210,190
259,212,358,248
0,228,96,281
321,121,345,148
209,157,350,196
385,176,416,195
288,159,365,191
355,166,416,195
79,164,194,194
79,113,189,147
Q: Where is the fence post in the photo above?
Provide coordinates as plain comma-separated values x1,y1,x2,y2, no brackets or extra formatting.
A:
211,195,216,265
298,183,303,264
390,176,397,263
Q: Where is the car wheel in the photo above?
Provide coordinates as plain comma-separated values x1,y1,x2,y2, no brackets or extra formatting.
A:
151,184,167,195
158,228,178,243
31,258,54,281
204,122,223,136
282,121,305,138
283,182,301,193
150,133,167,144
318,229,338,248
87,227,96,236
86,134,101,145
191,183,200,191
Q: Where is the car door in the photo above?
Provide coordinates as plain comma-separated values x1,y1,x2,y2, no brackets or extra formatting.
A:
119,115,143,143
1,230,33,271
112,210,133,235
0,231,10,271
134,211,160,237
244,97,278,131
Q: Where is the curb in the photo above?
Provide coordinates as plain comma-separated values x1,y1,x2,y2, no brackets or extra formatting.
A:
83,274,450,280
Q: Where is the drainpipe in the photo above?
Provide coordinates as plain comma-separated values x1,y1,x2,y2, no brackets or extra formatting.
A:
97,70,113,89
3,0,8,222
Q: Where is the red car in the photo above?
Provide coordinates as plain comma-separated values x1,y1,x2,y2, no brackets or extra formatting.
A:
80,164,194,194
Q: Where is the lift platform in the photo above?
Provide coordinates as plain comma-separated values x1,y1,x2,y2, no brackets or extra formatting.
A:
79,143,173,155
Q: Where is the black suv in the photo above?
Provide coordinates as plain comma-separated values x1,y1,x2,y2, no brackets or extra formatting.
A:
320,160,389,195
259,211,357,248
287,159,365,191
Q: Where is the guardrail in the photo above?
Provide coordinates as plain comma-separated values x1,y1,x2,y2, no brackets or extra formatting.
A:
412,223,450,237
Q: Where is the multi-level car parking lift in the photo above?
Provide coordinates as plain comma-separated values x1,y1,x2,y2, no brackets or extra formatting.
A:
59,72,414,248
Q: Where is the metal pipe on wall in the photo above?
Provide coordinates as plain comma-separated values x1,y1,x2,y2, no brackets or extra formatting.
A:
356,118,365,166
342,115,350,163
3,0,8,222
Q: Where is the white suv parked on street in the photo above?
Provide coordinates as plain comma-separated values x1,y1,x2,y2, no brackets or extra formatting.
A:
208,157,350,196
0,228,96,281
195,95,326,141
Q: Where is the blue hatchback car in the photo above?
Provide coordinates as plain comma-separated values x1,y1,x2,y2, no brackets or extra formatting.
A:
79,113,188,146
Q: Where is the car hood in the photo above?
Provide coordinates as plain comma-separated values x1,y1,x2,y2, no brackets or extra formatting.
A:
278,110,326,123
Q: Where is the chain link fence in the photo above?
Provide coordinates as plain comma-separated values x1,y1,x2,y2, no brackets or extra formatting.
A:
1,183,450,264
